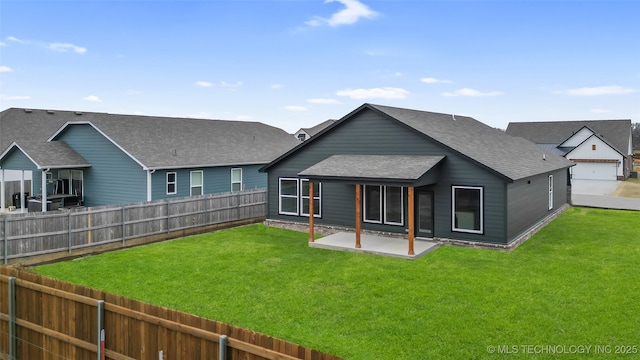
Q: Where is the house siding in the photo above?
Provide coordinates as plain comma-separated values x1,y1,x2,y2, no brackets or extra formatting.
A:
151,164,267,199
54,124,147,207
0,149,41,196
506,168,568,241
266,108,509,244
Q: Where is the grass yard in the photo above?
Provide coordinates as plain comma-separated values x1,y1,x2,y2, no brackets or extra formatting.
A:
33,208,640,359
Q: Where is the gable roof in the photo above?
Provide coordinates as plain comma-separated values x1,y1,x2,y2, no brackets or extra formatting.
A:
299,119,337,137
1,108,300,170
505,119,632,155
0,141,90,169
263,103,573,181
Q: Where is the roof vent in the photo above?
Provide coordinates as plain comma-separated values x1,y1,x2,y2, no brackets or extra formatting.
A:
47,110,54,114
24,109,32,113
75,111,83,116
452,114,456,121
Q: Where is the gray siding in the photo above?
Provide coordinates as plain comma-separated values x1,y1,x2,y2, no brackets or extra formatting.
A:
506,168,568,241
56,124,147,207
151,164,267,200
266,108,510,244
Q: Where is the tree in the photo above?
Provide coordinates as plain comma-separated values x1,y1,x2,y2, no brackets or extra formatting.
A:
633,123,640,151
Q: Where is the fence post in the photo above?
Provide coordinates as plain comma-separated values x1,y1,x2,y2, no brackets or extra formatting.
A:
219,334,227,360
68,212,72,253
3,216,8,265
166,200,170,234
97,300,105,360
121,207,126,246
8,276,16,360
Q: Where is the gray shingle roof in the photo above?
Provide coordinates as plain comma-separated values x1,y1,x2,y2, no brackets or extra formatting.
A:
2,141,90,169
302,119,337,137
298,155,445,182
505,120,632,155
366,104,573,181
1,108,300,170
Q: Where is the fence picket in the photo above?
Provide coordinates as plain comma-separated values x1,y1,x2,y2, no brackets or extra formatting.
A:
0,189,267,265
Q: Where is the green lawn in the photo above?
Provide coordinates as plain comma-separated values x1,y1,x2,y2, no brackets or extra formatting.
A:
33,208,640,359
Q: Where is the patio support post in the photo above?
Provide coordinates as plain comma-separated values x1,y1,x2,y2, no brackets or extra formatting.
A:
20,170,25,210
408,187,415,255
355,184,361,248
309,181,314,242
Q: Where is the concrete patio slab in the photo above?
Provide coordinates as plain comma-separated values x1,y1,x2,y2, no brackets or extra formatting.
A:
309,232,439,259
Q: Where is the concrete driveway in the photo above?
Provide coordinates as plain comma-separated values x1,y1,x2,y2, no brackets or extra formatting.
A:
572,179,621,195
571,179,640,211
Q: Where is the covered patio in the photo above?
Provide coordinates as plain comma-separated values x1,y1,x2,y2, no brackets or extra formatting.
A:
310,232,439,259
299,154,445,257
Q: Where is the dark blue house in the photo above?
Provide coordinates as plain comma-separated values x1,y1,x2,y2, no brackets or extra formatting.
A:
0,108,299,212
261,104,574,252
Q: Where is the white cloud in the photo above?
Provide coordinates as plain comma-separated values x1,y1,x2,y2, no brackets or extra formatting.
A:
0,94,30,100
49,43,87,54
306,0,378,27
590,108,613,113
336,87,409,99
0,42,6,46
83,95,102,102
442,88,503,97
307,98,340,104
284,105,309,111
420,77,452,84
195,81,213,88
0,65,13,72
7,36,27,43
220,81,243,88
554,85,637,96
271,83,284,89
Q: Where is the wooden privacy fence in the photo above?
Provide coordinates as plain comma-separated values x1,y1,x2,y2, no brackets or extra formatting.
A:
1,189,267,266
0,267,342,360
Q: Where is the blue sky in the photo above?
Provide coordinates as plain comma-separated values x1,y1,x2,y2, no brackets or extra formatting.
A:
1,0,639,133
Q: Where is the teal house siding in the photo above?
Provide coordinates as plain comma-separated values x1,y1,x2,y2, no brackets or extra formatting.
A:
54,124,146,207
151,165,267,200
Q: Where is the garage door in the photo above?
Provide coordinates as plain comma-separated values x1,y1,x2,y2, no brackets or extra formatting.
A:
572,162,617,181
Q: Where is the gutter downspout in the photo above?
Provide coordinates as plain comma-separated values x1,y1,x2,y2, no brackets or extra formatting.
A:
146,169,155,202
42,169,49,212
0,169,4,211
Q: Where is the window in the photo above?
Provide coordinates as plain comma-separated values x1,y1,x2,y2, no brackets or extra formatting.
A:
300,179,321,217
364,185,404,226
452,186,483,234
278,178,322,217
231,168,242,192
279,178,299,215
190,171,203,196
56,170,84,199
548,175,554,210
592,144,596,150
166,172,177,195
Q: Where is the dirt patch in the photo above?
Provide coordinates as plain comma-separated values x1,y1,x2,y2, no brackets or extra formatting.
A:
613,165,640,198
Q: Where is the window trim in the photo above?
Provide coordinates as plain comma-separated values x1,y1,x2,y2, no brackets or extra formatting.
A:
363,185,404,226
300,179,321,218
548,175,554,210
278,178,299,215
166,171,177,195
451,185,484,234
190,170,203,196
231,168,242,192
363,185,383,224
383,186,404,226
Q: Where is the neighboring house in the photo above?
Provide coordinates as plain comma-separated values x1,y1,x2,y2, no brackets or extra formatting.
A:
293,119,336,141
506,120,633,181
0,108,299,211
261,104,573,251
